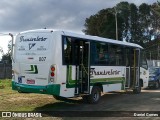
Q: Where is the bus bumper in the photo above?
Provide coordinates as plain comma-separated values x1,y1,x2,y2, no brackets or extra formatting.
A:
12,81,60,96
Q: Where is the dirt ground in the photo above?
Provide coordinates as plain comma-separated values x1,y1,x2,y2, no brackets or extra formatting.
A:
1,87,160,120
37,88,160,120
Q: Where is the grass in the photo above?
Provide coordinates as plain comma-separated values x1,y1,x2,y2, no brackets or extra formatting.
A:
0,79,80,112
0,79,16,95
0,79,82,119
0,79,12,87
0,79,56,111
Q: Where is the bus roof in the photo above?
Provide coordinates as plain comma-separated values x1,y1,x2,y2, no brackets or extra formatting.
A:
18,29,143,49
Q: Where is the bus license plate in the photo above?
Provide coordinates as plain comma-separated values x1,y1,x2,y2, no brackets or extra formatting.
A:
26,79,35,84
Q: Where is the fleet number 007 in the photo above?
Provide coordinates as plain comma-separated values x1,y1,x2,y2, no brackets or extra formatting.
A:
39,57,46,61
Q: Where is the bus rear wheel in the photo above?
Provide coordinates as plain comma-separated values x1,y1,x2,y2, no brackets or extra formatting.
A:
133,86,141,94
86,86,101,104
133,80,142,94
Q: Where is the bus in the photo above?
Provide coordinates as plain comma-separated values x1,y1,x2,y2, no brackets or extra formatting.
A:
11,29,149,104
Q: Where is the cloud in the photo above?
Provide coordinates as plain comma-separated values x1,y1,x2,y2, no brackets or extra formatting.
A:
0,0,157,33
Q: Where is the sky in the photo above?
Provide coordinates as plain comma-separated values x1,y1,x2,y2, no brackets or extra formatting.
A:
0,0,158,58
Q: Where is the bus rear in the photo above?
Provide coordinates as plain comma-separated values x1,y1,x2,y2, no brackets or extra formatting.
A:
12,30,60,95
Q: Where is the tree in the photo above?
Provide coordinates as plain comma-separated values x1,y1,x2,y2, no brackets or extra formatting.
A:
83,2,160,47
83,8,123,40
150,2,160,40
130,3,140,43
116,2,130,41
1,40,12,63
2,53,11,63
144,2,160,59
138,3,152,44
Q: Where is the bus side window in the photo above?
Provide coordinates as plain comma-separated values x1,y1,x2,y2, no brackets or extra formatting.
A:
109,44,123,66
63,37,72,65
95,42,109,65
90,42,97,65
109,45,116,65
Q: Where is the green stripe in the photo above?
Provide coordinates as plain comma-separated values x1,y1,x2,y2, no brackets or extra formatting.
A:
12,81,60,96
26,65,34,71
25,65,38,74
34,65,38,74
66,77,125,88
66,66,125,89
91,77,124,83
67,77,124,84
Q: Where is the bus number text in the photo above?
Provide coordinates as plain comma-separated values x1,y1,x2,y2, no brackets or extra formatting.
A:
39,57,46,61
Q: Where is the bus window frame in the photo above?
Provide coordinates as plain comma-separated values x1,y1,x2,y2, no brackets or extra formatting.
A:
62,35,145,68
62,35,91,65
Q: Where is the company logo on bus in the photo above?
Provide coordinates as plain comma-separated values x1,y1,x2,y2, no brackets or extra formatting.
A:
90,68,120,77
25,65,38,74
20,36,47,42
29,43,36,50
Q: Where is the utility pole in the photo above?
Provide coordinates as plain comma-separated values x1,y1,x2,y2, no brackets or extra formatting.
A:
158,45,159,60
114,7,118,40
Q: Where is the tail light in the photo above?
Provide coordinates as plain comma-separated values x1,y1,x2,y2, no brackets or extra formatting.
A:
49,65,56,83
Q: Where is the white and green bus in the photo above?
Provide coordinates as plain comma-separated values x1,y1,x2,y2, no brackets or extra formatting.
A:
11,29,149,104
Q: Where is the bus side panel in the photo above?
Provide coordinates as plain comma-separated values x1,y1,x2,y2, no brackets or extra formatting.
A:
103,83,122,92
140,67,149,88
57,65,75,97
54,33,75,97
60,85,75,97
90,66,125,92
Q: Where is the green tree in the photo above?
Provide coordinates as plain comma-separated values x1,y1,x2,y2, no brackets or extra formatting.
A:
150,2,160,40
1,40,12,63
83,8,123,40
116,2,130,41
130,3,138,42
2,53,11,63
83,2,160,47
139,3,152,43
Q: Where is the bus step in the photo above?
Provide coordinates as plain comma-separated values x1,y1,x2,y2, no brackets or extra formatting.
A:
125,87,130,89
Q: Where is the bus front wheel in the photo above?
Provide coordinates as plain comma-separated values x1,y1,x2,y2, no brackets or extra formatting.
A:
87,86,101,104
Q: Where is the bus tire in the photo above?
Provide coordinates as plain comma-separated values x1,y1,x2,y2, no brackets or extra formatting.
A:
82,95,89,103
133,79,142,94
133,86,141,94
87,86,101,104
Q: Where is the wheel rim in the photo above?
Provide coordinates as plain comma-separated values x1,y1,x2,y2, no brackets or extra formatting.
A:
93,91,99,101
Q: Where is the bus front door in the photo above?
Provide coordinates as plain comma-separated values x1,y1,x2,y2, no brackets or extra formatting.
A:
125,48,140,89
132,49,140,89
75,41,90,95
